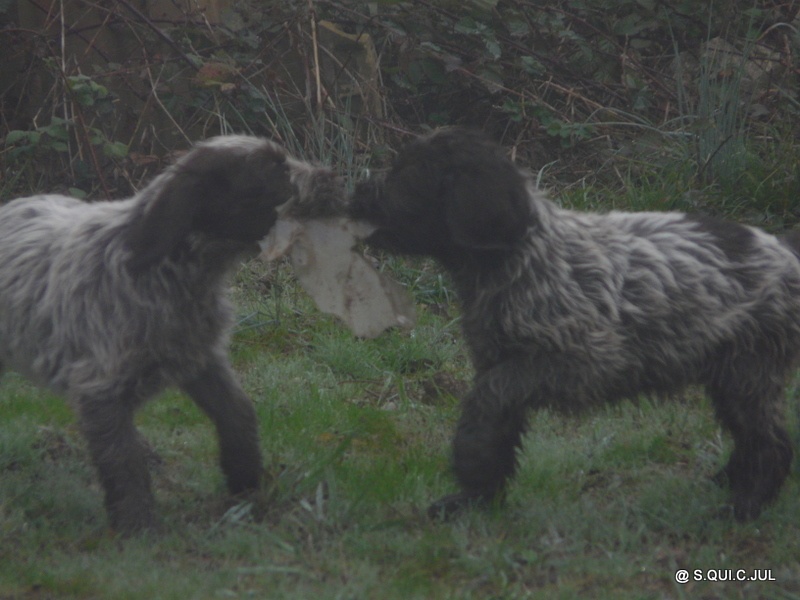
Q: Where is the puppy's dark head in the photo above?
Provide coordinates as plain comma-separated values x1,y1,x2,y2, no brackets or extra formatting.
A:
126,136,295,270
350,128,532,262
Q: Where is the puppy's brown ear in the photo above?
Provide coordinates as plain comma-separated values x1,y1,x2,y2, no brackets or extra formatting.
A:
444,159,531,250
125,140,290,271
125,167,202,271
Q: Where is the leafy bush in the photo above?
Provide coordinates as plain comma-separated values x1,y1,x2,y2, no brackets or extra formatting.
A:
1,0,798,223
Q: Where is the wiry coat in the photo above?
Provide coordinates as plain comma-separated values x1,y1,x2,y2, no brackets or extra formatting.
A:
350,127,799,521
0,136,340,533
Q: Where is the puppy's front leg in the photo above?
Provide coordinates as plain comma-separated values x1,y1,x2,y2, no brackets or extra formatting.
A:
181,360,262,494
429,355,544,519
77,396,157,534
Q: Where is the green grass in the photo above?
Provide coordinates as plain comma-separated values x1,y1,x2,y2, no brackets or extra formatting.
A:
1,259,799,600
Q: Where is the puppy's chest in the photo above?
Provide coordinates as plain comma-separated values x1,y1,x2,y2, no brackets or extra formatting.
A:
461,287,548,355
142,287,233,346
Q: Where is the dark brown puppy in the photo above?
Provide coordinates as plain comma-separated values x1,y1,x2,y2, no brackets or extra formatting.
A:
0,136,338,534
351,127,798,521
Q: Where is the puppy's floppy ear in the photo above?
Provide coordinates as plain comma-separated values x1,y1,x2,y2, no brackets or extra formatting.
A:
125,166,203,271
443,152,532,251
125,139,291,271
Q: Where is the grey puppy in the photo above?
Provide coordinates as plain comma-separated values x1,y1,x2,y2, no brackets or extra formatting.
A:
350,127,798,521
0,136,340,534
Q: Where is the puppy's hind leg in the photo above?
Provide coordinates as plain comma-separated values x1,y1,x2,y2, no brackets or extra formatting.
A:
429,357,538,520
707,361,793,521
181,359,263,495
77,395,157,534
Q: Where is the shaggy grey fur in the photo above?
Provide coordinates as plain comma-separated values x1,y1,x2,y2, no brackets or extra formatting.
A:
0,135,340,534
350,127,798,521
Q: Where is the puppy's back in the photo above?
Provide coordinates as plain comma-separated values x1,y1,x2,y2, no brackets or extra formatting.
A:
0,196,136,388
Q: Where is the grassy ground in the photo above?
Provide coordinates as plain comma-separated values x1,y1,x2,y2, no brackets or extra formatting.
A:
1,253,799,600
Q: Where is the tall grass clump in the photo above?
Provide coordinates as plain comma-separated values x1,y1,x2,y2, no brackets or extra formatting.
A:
561,9,800,228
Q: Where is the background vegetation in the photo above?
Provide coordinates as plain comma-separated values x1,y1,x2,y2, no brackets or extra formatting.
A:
1,0,800,598
2,0,799,220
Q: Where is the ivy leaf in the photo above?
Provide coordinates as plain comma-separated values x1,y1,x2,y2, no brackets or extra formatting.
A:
455,17,480,35
5,130,36,145
103,141,129,159
476,65,503,94
520,56,545,76
485,38,501,60
468,0,498,11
